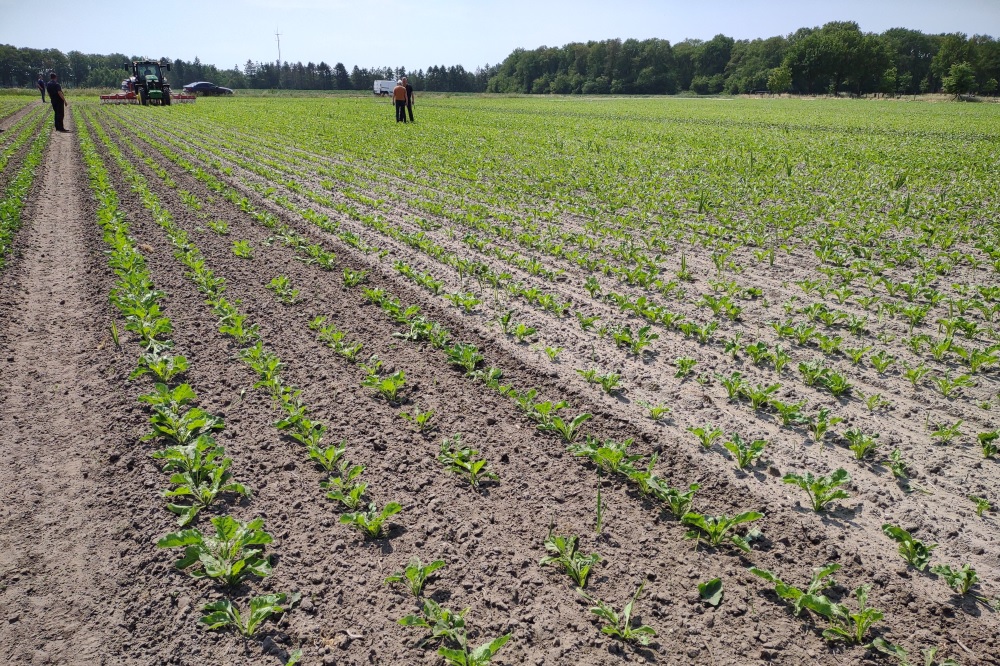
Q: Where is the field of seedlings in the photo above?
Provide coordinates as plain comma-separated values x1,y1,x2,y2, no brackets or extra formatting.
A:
1,93,1000,666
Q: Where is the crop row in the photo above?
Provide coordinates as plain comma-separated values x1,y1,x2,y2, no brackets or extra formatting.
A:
95,105,995,555
173,99,999,261
84,100,1000,664
101,109,998,509
114,108,999,404
171,99,1000,323
138,105,1000,397
94,105,1000,660
92,105,705,654
84,107,523,664
76,109,304,660
0,106,45,173
89,105,612,662
0,109,49,271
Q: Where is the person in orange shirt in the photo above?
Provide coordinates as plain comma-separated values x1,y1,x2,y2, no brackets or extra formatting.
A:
392,79,408,123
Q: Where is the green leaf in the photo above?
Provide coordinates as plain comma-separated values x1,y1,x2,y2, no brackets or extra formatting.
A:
398,614,431,628
698,578,724,606
748,566,779,584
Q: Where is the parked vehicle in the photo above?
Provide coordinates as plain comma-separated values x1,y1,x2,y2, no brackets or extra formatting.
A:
182,81,234,96
373,79,396,96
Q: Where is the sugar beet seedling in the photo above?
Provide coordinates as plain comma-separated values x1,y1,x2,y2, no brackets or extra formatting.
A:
969,495,991,517
267,275,300,304
401,406,436,433
438,434,498,488
581,582,656,646
568,435,643,476
322,461,367,510
400,599,512,665
783,469,851,512
340,501,402,539
882,524,936,571
723,433,767,470
200,592,299,637
805,584,884,645
537,411,592,443
539,529,600,589
157,515,273,587
682,511,762,552
871,640,960,666
386,557,447,598
231,239,253,258
748,562,840,617
161,452,250,526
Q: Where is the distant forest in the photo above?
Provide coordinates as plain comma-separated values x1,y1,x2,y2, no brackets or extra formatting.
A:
1,21,997,96
0,45,495,93
489,22,999,96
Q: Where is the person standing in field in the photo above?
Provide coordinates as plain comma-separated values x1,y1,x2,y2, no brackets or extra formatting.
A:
392,79,408,123
402,76,415,122
45,73,69,133
37,75,46,102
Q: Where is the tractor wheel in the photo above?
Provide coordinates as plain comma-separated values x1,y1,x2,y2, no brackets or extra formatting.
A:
163,92,171,106
139,90,148,106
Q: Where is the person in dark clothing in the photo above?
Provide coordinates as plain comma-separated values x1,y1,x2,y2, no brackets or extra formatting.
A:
37,76,46,102
402,76,415,122
392,80,407,123
45,73,69,133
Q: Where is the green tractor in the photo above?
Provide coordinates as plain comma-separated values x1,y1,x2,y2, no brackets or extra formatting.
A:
127,60,171,105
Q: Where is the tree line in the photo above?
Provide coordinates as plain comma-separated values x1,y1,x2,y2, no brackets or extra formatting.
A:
1,21,997,97
0,44,494,93
487,22,1000,96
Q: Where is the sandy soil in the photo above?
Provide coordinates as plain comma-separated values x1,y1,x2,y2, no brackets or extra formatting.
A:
0,112,139,664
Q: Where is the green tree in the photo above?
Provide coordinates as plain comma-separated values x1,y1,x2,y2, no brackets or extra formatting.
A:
880,66,897,95
882,27,938,95
333,62,351,89
695,34,735,78
725,36,788,93
672,39,701,90
896,71,913,95
942,61,976,98
767,65,792,93
931,33,970,84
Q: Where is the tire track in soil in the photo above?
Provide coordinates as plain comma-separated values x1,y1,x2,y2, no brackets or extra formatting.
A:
0,114,137,665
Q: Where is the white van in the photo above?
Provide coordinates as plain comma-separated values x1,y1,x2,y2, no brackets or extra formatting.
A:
373,80,396,96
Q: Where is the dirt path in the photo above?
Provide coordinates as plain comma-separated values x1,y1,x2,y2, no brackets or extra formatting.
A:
0,114,134,665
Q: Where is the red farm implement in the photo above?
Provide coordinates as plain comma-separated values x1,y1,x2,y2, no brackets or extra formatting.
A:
100,92,195,104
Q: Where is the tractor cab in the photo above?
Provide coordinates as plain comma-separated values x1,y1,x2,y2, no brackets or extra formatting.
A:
127,60,172,105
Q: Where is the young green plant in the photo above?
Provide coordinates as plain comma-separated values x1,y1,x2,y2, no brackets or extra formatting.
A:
539,529,600,589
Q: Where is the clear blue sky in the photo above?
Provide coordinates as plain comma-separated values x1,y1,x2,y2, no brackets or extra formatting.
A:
1,0,998,70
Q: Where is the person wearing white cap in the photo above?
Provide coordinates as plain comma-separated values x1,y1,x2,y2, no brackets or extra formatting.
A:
392,79,408,123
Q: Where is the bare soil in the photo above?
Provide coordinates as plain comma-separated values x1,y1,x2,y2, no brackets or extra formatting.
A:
0,112,139,664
